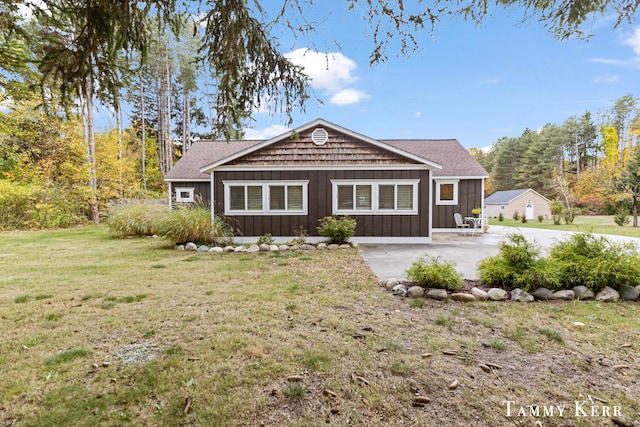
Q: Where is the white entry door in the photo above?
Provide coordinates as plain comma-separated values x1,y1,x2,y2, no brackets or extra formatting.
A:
525,201,534,219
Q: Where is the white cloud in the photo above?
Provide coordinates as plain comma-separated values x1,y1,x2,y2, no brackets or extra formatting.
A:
587,58,628,66
623,27,640,63
243,125,290,140
479,78,499,85
285,48,370,106
330,89,370,106
592,74,620,83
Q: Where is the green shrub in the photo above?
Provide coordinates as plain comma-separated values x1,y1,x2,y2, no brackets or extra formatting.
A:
477,234,560,291
498,213,504,222
549,233,640,292
106,203,167,237
512,211,519,221
563,207,579,224
520,215,527,223
154,206,233,245
550,201,563,225
537,215,544,223
317,215,356,244
406,255,463,291
0,180,86,229
257,233,274,245
614,209,631,227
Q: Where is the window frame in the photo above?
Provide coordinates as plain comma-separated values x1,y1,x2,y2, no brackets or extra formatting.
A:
223,180,309,216
175,187,195,203
331,180,420,215
435,179,459,205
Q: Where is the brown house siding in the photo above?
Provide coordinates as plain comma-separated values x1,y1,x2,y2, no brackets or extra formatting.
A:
432,179,483,228
171,182,211,205
213,169,430,238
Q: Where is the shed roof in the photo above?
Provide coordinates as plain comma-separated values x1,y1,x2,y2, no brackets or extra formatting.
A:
484,189,550,205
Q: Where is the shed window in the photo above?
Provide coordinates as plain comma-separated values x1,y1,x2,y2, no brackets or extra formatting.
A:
175,187,195,203
435,180,459,205
332,180,419,215
224,181,308,215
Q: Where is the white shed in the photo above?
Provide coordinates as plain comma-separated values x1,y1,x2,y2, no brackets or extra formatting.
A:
484,189,552,220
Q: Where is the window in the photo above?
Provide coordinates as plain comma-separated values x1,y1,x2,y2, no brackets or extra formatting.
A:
331,180,419,215
175,187,195,203
435,180,459,205
223,181,308,215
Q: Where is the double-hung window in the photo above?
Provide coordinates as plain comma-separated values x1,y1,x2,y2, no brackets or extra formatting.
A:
332,180,419,215
224,181,308,215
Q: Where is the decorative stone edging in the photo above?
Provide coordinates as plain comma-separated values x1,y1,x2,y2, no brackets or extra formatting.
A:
381,279,640,303
176,241,358,253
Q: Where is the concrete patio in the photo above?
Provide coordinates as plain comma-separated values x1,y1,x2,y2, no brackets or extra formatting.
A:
359,225,640,281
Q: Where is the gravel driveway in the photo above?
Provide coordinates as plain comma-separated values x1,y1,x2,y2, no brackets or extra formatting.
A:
359,225,640,281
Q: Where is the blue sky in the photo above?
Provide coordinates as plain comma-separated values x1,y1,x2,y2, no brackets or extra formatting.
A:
242,4,640,149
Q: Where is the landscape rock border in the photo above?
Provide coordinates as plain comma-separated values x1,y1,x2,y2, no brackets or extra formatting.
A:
176,241,358,253
381,279,640,303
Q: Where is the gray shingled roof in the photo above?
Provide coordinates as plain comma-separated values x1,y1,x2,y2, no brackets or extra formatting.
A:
164,139,263,180
484,189,532,204
383,139,488,178
165,125,488,181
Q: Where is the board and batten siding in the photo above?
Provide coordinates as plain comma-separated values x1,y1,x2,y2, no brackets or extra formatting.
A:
431,179,483,228
214,169,430,238
171,182,211,205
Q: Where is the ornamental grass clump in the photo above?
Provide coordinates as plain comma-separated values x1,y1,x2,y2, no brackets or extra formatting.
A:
477,233,560,291
153,206,233,245
548,233,640,293
406,255,463,291
106,203,167,237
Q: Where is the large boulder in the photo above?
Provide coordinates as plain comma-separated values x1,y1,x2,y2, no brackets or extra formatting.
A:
487,288,509,301
450,293,476,302
619,284,640,301
552,290,575,300
426,288,448,301
185,242,197,252
531,288,554,301
595,286,619,302
470,288,489,301
510,288,534,302
407,286,425,298
383,278,400,291
573,286,594,300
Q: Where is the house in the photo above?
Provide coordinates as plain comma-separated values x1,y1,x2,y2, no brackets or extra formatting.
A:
484,188,552,220
165,118,488,243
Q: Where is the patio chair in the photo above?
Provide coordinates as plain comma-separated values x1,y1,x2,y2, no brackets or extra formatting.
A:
454,213,470,235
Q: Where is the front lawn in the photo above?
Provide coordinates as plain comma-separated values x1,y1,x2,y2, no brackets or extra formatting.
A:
1,226,639,426
492,215,640,238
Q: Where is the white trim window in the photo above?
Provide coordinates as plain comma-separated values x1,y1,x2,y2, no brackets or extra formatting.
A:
175,187,195,203
331,180,419,215
435,180,459,205
223,181,308,215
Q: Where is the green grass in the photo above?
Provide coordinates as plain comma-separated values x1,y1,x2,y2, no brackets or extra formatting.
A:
1,225,639,426
492,215,640,238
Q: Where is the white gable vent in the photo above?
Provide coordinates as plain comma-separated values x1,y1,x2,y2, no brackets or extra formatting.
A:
311,127,329,146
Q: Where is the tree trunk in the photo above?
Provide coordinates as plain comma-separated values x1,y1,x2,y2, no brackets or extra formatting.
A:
82,76,99,223
140,68,147,194
633,194,638,227
117,100,124,199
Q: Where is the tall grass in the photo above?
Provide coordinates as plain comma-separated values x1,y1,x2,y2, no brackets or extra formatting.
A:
153,206,233,244
106,203,167,237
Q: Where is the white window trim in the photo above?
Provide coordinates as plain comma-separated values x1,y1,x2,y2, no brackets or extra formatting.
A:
331,179,419,215
223,180,309,216
175,187,195,203
435,179,459,205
